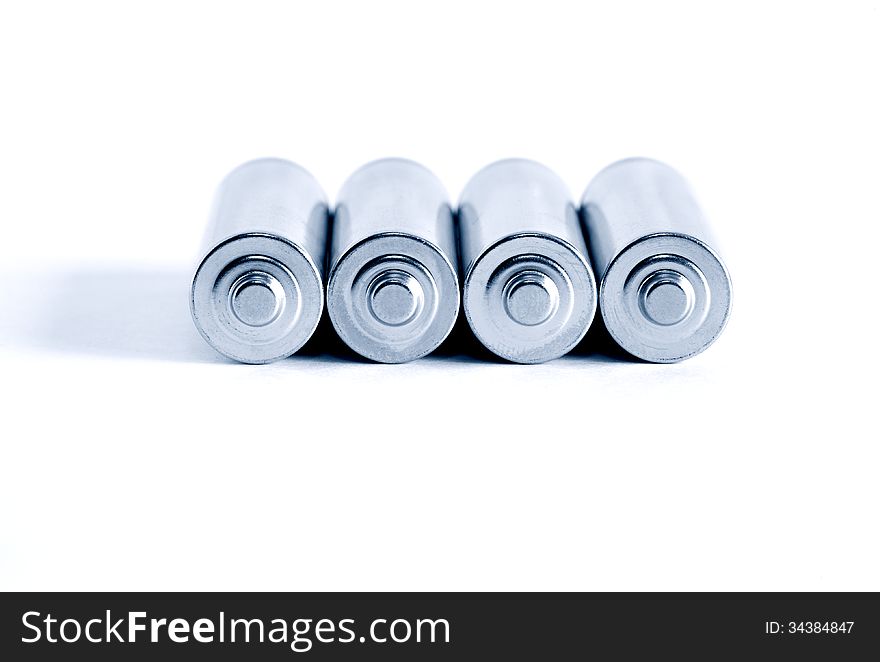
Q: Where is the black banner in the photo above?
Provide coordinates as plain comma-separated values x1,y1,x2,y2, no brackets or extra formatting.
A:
1,593,877,660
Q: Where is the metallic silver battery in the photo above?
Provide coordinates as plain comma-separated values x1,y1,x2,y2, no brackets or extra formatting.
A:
581,157,732,363
458,159,597,363
191,158,328,363
327,158,459,363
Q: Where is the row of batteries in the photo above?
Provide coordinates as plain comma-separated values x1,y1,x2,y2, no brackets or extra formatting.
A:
191,157,732,364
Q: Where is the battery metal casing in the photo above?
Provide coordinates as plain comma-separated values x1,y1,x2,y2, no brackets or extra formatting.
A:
191,158,328,363
327,158,459,363
458,159,597,363
581,157,732,363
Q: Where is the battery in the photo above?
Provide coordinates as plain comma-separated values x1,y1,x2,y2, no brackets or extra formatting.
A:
458,159,597,363
327,158,459,363
190,158,328,363
580,157,732,362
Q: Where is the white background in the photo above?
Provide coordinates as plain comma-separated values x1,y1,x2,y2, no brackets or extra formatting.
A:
1,1,878,591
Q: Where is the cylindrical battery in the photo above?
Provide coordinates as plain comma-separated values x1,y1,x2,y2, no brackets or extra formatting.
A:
581,157,732,363
327,158,459,363
191,158,328,363
458,159,597,363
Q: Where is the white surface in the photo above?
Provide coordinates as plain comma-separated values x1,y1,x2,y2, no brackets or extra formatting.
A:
0,1,878,591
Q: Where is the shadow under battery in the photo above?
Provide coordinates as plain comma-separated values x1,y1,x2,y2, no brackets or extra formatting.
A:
431,308,631,365
566,313,637,364
12,268,224,363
